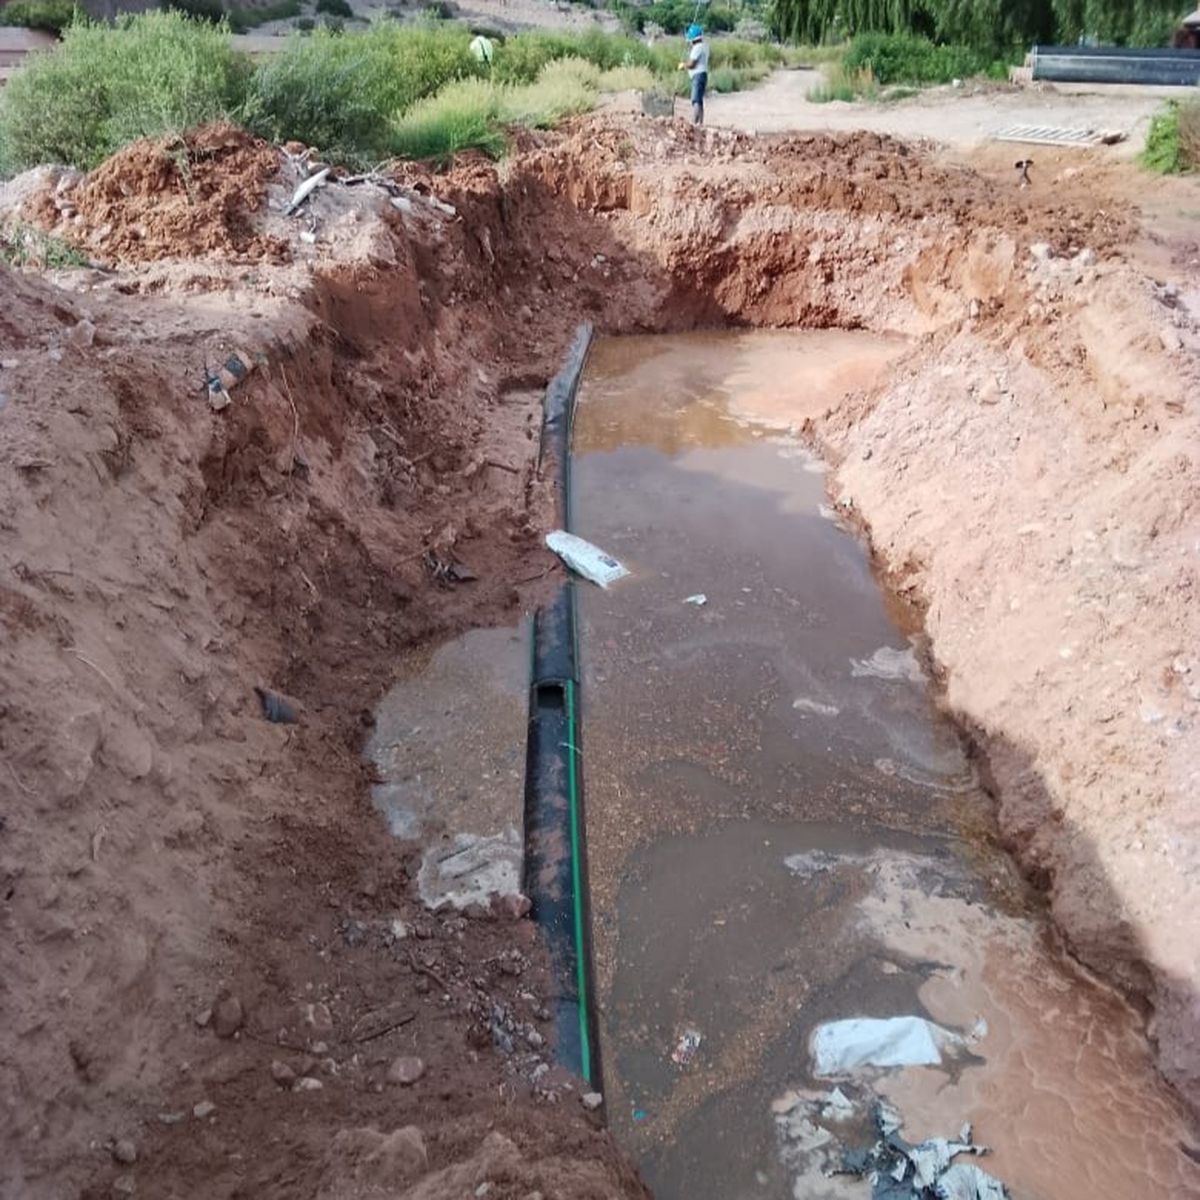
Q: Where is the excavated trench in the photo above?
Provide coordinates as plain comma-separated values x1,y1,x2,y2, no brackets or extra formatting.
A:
4,119,1198,1200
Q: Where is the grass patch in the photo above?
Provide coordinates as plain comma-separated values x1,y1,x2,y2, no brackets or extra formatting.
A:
1141,100,1199,175
0,10,247,173
0,0,78,33
597,63,656,92
806,62,877,102
0,222,89,269
388,77,504,162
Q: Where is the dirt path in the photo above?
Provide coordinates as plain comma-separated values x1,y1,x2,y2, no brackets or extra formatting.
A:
708,69,1181,154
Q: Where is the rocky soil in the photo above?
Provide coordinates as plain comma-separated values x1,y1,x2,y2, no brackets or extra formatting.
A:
1,113,1196,1197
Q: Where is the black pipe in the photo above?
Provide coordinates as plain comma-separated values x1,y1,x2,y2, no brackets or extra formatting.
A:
1032,45,1200,85
523,322,602,1093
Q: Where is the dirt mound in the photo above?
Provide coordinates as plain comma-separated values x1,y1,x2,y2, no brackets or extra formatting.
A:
26,123,287,264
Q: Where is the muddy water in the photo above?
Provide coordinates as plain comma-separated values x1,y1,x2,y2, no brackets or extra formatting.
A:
571,332,1199,1200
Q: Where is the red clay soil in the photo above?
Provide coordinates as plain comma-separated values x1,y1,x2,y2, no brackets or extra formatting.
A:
1,116,1197,1198
25,123,288,264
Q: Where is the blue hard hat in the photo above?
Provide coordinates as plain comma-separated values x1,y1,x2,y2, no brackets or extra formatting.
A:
687,23,703,39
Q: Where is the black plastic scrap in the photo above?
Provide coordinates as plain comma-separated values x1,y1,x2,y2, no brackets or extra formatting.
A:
255,687,299,724
838,1104,1007,1200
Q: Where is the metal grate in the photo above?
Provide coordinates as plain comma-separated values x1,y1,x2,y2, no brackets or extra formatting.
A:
992,124,1107,147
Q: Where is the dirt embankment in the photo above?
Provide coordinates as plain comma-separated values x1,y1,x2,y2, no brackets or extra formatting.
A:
1,116,1197,1197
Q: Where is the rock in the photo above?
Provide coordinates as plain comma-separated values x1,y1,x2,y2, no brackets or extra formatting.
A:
66,319,96,349
525,1029,544,1049
324,1126,427,1192
304,1001,334,1032
581,1092,604,1111
294,1076,324,1092
194,1009,212,1029
192,1100,216,1119
271,1059,296,1087
1029,242,1052,263
212,994,244,1039
493,892,532,920
156,1112,185,1125
112,1177,135,1197
387,1056,426,1086
111,1139,138,1166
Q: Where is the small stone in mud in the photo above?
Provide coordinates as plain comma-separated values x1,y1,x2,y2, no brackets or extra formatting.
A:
192,1100,216,1120
111,1139,137,1165
271,1060,296,1087
212,994,244,1039
525,1029,544,1049
193,1008,212,1029
493,892,532,920
414,976,431,995
304,1001,334,1032
111,1177,135,1197
387,1056,426,1086
293,1077,324,1092
581,1092,604,1111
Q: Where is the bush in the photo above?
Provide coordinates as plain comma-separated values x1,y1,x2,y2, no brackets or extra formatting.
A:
295,15,314,29
245,21,477,160
0,0,78,33
388,77,503,162
0,11,247,171
315,0,354,14
843,32,993,85
1140,100,1198,174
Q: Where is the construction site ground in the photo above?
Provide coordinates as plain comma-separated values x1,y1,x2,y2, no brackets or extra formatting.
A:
1,74,1198,1200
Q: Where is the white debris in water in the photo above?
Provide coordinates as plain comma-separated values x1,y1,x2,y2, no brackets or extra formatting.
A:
683,593,708,606
792,697,840,717
810,1016,966,1076
850,644,925,684
783,849,860,878
821,1087,856,1122
545,530,629,589
417,829,522,911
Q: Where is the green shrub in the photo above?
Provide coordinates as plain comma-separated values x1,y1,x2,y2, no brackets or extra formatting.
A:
388,77,503,162
0,0,78,33
0,11,247,171
295,15,314,29
1141,101,1196,174
843,32,992,85
245,20,477,160
227,0,302,32
315,0,353,15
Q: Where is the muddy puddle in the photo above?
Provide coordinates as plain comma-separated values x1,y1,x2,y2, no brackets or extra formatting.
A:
571,331,1199,1200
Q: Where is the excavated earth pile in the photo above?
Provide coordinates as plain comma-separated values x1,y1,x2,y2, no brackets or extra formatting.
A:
0,114,1197,1198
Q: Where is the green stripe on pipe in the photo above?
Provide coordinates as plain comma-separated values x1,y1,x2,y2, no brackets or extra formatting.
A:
564,677,592,1083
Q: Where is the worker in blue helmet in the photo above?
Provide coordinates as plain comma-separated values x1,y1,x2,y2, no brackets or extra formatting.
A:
678,22,709,125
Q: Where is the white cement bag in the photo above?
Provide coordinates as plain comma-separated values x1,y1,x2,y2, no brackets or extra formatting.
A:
810,1016,963,1076
545,531,630,589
